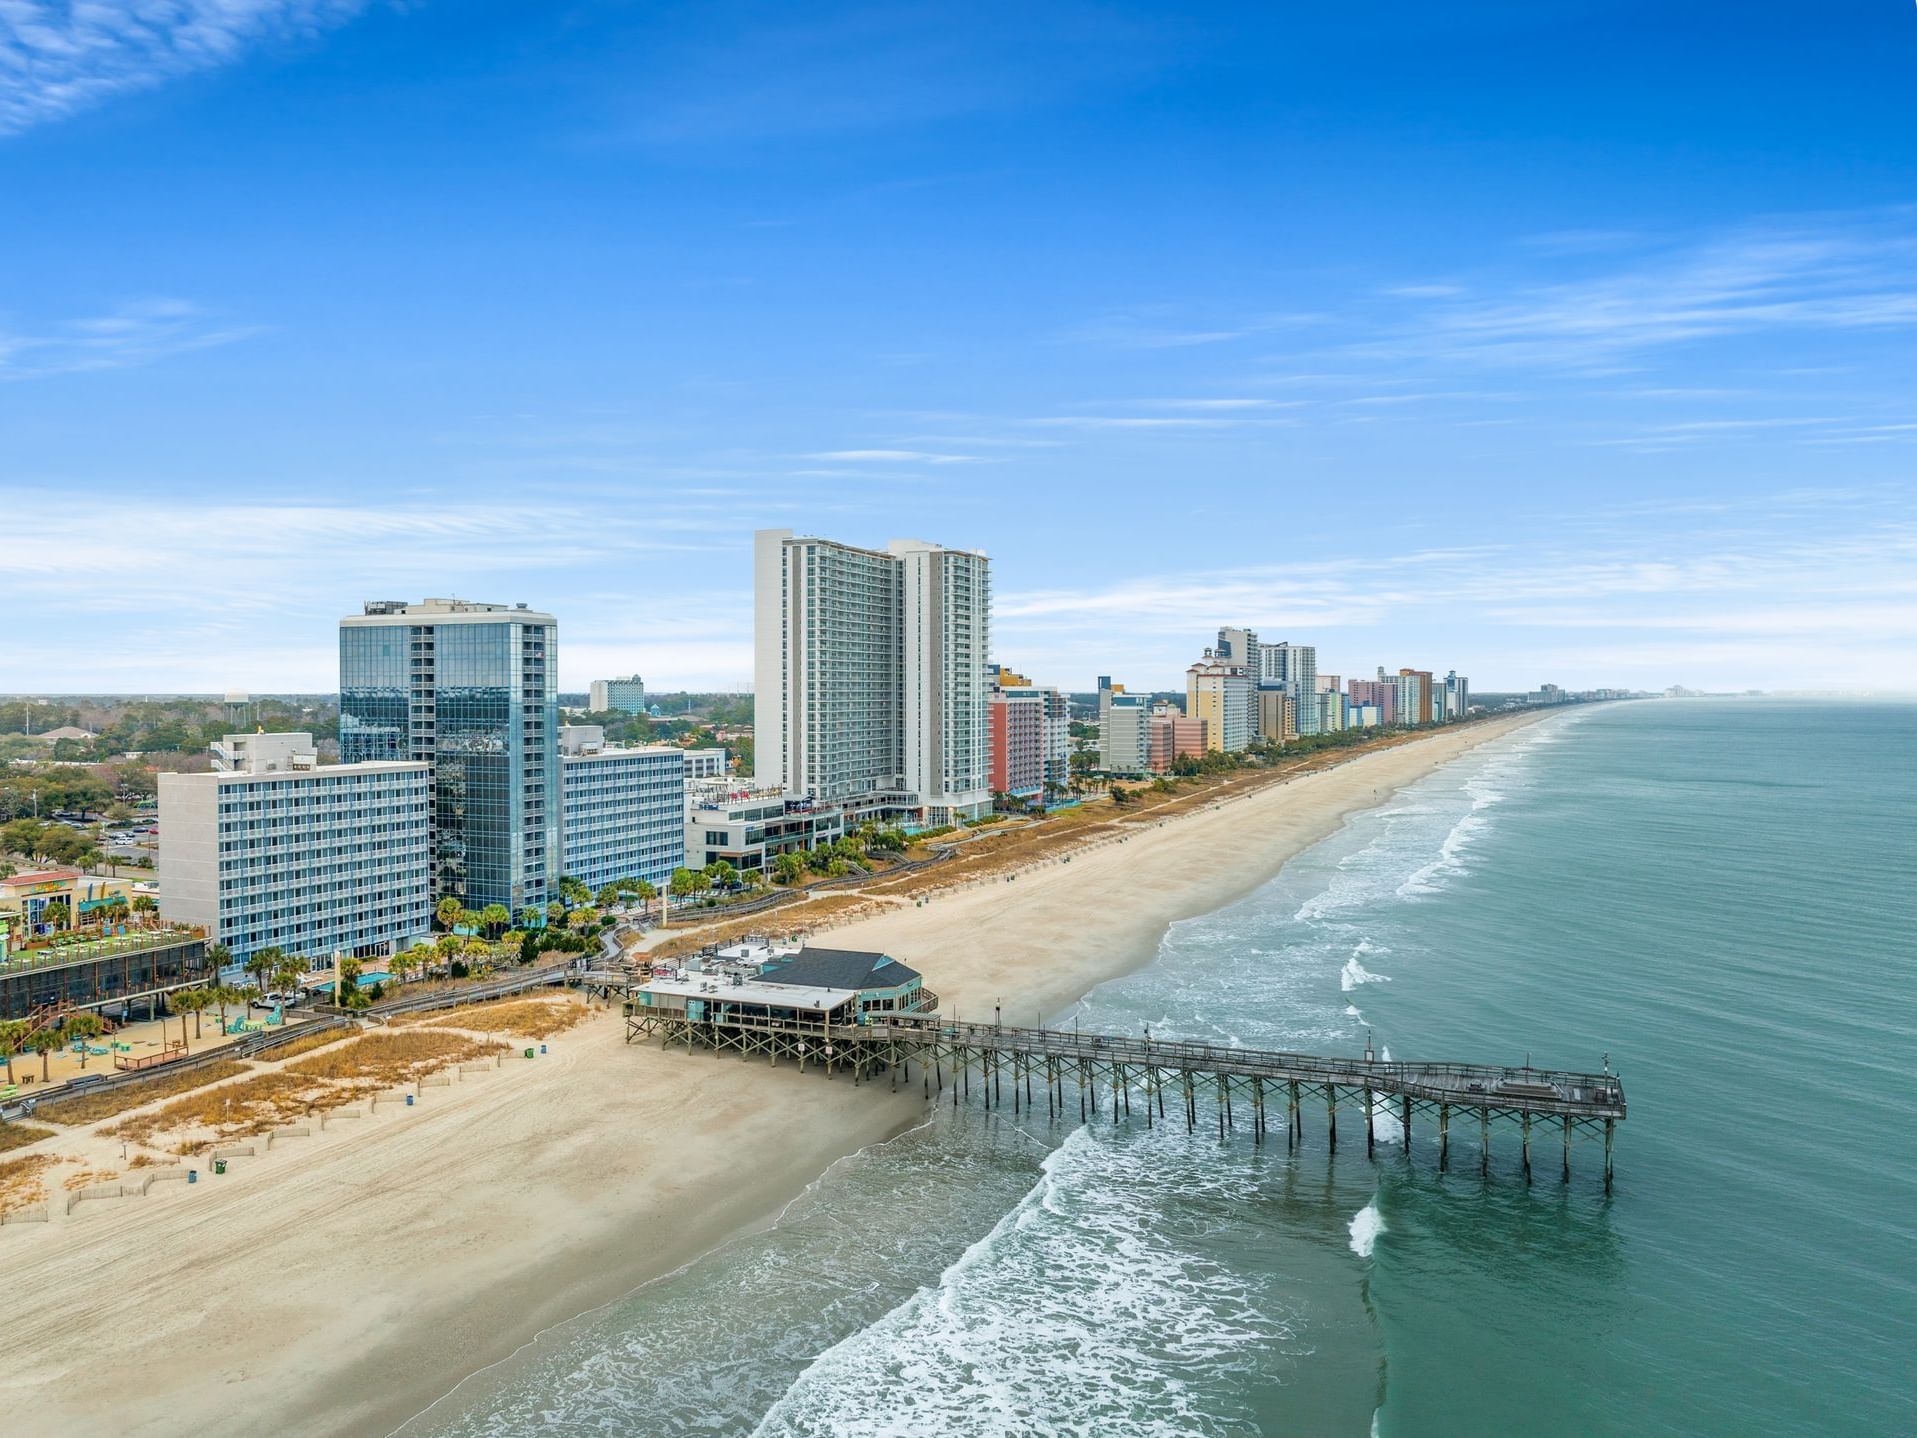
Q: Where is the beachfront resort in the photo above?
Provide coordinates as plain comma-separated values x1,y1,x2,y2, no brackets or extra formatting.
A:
0,523,1629,1145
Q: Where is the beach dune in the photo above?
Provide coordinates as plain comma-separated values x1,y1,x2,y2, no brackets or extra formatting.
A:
3,713,1540,1438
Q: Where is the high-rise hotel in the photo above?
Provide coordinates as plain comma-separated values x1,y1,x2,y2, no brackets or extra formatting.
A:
340,599,560,914
754,530,992,825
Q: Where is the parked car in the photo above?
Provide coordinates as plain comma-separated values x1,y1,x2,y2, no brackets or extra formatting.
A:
251,991,300,1010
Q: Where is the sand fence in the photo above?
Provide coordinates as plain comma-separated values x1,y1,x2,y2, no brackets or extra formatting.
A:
64,1167,194,1214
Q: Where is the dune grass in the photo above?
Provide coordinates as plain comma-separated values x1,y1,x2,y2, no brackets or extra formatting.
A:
286,1029,507,1085
34,1060,249,1127
0,1153,56,1216
416,998,591,1040
257,1027,357,1063
107,1071,374,1147
0,1120,54,1153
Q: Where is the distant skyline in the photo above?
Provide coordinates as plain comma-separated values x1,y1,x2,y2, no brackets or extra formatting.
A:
5,3,1915,693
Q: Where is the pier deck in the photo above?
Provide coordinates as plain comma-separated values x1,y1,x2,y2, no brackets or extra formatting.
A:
625,1006,1627,1188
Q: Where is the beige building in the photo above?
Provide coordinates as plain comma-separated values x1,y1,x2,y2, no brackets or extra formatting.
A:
1186,656,1253,753
1257,689,1296,743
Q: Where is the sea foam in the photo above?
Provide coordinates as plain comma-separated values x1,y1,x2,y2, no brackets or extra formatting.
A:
1348,1199,1386,1259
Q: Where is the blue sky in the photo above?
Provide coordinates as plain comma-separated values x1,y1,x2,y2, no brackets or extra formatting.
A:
4,1,1915,694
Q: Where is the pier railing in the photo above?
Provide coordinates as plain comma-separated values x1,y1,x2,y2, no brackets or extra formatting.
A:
863,1014,1625,1120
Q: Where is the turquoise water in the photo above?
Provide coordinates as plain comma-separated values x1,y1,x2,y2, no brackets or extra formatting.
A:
403,700,1917,1436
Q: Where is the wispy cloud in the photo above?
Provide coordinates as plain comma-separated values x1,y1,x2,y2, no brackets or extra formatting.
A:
0,1,374,135
1367,209,1917,371
1022,415,1239,430
803,448,981,464
1057,308,1329,350
991,495,1917,689
0,298,257,378
0,491,754,688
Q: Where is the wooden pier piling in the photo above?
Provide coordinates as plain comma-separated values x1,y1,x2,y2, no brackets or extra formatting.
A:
622,1004,1626,1189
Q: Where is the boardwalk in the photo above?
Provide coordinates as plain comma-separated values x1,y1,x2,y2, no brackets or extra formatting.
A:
626,1005,1627,1188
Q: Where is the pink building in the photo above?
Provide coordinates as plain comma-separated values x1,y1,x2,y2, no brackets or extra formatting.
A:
1147,710,1208,771
1347,678,1396,725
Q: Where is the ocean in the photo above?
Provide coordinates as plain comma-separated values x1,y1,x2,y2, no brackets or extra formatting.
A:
402,699,1917,1437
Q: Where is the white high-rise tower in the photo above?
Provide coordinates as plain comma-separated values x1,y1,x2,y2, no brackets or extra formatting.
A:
754,529,992,825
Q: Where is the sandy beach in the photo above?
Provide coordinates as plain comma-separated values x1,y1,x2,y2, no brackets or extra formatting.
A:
2,712,1543,1437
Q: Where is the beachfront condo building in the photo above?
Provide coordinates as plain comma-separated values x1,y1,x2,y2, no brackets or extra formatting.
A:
753,529,993,826
1147,707,1208,771
588,675,647,715
1100,691,1150,775
158,734,432,966
1257,688,1296,742
1395,668,1436,725
1218,628,1325,737
1348,678,1397,726
988,679,1070,808
1444,671,1471,719
1260,640,1321,734
1187,655,1254,753
556,727,685,894
340,598,560,914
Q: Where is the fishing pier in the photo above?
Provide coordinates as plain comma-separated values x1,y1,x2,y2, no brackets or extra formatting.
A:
622,944,1626,1189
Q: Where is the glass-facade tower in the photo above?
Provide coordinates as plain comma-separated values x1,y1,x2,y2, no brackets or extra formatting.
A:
340,599,559,913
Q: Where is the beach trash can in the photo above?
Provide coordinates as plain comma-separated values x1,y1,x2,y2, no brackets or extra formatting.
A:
525,1046,535,1059
539,1043,548,1054
406,1094,415,1107
188,1170,198,1184
213,1159,227,1176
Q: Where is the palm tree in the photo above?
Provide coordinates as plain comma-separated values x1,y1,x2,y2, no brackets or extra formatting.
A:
436,896,464,933
515,905,543,931
391,947,428,986
596,883,620,909
243,945,282,996
173,987,213,1039
214,983,249,1034
557,875,591,907
130,894,157,925
0,1019,28,1084
206,941,232,981
478,903,511,938
65,1013,106,1067
271,953,305,1002
26,1025,64,1081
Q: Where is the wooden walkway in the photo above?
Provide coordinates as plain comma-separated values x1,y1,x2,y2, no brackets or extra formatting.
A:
626,1007,1627,1189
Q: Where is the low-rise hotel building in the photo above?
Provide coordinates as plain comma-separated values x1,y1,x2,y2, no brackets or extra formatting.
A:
684,780,847,874
158,733,432,966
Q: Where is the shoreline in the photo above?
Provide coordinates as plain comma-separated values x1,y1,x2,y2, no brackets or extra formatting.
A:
6,711,1548,1438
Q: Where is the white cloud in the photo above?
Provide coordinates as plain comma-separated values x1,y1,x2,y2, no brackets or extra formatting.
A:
0,298,256,378
0,0,373,134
